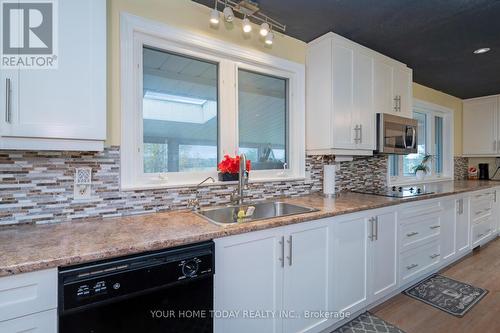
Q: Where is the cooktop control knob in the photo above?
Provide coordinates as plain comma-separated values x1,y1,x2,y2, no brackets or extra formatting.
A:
182,259,199,278
398,187,403,192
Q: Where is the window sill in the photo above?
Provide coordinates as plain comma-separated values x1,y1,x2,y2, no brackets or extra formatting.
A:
388,177,453,187
121,175,306,191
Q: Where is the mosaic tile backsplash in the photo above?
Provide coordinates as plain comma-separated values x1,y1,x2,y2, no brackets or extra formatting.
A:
454,157,469,180
0,147,395,226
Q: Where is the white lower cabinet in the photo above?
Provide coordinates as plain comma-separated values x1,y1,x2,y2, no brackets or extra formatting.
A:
0,269,57,332
214,227,284,333
332,215,368,317
214,218,333,333
368,212,398,302
332,210,397,319
0,309,57,333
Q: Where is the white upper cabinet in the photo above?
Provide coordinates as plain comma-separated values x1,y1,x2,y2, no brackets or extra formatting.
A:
463,95,499,156
0,0,106,151
306,32,413,155
373,59,413,118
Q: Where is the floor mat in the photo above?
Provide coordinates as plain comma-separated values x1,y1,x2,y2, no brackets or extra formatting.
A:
403,274,488,317
331,312,405,333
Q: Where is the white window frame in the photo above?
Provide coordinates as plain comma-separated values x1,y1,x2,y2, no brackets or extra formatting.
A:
388,99,454,185
120,13,305,190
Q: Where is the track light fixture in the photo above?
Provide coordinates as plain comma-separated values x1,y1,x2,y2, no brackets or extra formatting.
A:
208,0,286,45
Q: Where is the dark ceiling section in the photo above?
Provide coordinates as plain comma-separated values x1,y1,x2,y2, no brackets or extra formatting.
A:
193,0,500,99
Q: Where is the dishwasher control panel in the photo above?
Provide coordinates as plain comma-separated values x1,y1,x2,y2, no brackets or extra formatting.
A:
59,242,214,312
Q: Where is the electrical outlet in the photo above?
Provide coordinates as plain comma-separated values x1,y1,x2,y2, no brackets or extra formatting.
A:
74,167,92,200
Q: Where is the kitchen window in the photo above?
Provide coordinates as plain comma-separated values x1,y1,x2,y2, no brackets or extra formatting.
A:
238,69,288,171
389,100,453,184
120,16,305,189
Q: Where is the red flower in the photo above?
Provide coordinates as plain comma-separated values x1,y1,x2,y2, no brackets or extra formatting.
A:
217,155,251,174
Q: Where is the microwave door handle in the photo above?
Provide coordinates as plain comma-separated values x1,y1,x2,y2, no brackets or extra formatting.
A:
411,127,416,149
403,127,408,149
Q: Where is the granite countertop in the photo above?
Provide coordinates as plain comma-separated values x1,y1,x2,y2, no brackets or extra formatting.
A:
0,180,498,277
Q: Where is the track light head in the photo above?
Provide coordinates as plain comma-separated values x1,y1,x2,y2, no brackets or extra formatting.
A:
242,17,252,33
260,22,270,37
223,6,234,22
210,8,220,25
265,31,274,45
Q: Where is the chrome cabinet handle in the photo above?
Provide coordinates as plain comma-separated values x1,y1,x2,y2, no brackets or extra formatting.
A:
430,225,441,229
279,236,284,267
374,216,378,241
368,217,375,241
458,199,463,215
359,124,363,144
353,125,360,143
5,78,11,123
286,235,292,266
406,231,419,237
406,263,418,270
430,253,440,259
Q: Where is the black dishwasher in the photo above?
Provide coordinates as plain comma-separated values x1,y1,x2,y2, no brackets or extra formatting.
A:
58,241,214,333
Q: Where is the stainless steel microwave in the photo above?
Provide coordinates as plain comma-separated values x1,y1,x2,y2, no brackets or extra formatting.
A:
376,113,418,154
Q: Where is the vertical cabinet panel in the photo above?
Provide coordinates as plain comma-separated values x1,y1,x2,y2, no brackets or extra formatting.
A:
3,0,106,141
440,199,457,263
283,223,331,333
332,216,368,315
456,197,470,254
463,97,498,155
354,51,375,150
306,38,333,151
214,230,284,333
393,67,413,118
332,42,355,149
373,60,394,116
368,212,398,302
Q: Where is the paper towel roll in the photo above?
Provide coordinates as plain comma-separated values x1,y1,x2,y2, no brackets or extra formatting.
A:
323,164,336,197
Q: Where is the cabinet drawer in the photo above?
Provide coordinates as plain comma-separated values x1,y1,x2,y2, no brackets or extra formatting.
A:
0,269,57,322
0,309,56,332
399,201,442,220
472,216,493,246
400,212,441,249
400,241,440,282
470,195,493,221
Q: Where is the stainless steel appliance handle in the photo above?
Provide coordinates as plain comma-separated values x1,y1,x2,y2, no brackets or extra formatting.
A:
410,126,416,149
5,78,11,123
287,235,292,266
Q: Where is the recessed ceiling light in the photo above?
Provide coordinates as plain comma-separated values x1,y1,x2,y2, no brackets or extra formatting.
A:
474,47,490,54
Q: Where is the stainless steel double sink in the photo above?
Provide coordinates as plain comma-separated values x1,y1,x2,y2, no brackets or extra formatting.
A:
195,201,318,226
